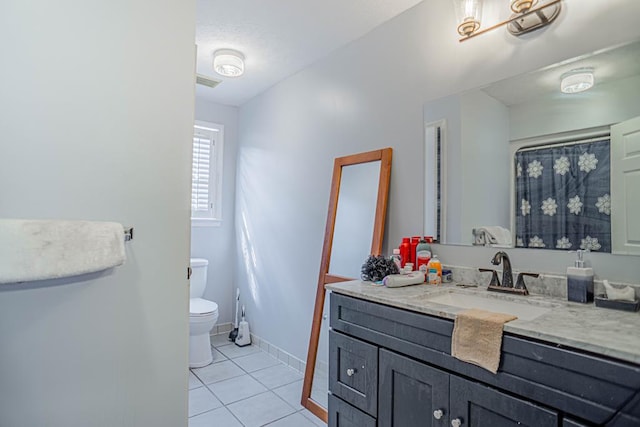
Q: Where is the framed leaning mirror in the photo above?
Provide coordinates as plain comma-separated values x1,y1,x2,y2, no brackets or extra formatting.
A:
301,148,392,422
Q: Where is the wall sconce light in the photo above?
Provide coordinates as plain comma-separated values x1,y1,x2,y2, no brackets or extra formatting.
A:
560,68,595,94
452,0,562,42
213,49,245,77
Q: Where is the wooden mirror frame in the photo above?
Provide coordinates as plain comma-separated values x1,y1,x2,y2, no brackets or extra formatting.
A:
301,148,393,422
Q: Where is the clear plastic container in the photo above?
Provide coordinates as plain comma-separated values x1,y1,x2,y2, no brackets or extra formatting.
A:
427,255,442,285
390,249,402,272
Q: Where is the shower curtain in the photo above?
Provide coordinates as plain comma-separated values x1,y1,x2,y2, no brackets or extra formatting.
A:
514,138,611,252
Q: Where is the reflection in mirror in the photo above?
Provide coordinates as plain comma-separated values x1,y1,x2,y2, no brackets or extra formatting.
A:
424,39,640,255
424,120,445,243
310,293,330,408
302,148,392,422
514,137,612,252
329,161,381,277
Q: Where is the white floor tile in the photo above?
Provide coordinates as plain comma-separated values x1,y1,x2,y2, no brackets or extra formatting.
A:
250,364,303,389
207,374,267,405
192,360,244,385
211,347,227,364
217,343,261,359
227,391,296,427
272,379,305,411
233,351,280,373
189,371,203,390
299,409,328,427
188,406,243,427
188,387,223,417
189,340,328,427
264,412,321,427
211,334,233,348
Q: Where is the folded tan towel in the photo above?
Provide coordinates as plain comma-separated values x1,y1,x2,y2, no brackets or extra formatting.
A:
451,308,517,374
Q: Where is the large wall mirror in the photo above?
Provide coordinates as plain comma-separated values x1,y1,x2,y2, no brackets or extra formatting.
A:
302,148,392,421
424,39,640,256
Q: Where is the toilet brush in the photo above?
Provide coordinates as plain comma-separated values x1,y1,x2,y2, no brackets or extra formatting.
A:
235,305,251,347
229,288,240,341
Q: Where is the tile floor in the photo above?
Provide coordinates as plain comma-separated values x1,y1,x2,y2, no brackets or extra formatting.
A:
188,334,327,427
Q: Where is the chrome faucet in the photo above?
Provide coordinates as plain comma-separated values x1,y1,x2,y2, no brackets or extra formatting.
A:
491,251,513,288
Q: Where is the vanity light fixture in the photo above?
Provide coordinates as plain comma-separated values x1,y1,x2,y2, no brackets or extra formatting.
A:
213,49,245,77
452,0,483,38
452,0,562,42
560,68,595,94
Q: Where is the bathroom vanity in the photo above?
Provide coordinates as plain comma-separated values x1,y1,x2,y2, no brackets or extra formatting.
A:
325,281,640,427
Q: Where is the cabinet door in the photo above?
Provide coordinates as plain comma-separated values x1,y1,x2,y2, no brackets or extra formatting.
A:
378,349,449,427
450,376,558,427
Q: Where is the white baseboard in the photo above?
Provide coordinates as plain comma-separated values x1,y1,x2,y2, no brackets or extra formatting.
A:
211,322,233,336
250,333,307,374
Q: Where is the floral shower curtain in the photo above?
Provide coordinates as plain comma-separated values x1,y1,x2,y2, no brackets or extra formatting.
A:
514,138,611,252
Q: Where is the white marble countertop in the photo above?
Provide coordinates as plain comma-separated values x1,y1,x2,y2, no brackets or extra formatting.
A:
326,280,640,365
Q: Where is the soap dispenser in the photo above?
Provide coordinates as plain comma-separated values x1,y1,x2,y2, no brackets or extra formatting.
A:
567,250,594,303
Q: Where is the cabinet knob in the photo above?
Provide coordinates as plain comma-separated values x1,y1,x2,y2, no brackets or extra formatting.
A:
346,368,355,377
451,418,462,427
433,409,444,420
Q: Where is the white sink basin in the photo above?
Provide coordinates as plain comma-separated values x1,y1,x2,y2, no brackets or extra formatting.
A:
419,290,554,321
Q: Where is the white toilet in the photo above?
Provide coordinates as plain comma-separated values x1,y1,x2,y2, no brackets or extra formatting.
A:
189,258,219,368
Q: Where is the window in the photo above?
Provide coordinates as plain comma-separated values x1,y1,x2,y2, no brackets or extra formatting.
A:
191,121,223,226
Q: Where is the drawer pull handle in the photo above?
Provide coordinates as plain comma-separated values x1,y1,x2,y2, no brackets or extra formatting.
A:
451,418,462,427
346,368,356,377
433,409,444,420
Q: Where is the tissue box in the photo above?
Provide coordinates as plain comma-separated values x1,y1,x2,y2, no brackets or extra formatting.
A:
594,294,640,312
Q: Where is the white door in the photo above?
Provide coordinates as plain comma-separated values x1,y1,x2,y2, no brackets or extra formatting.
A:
611,116,640,255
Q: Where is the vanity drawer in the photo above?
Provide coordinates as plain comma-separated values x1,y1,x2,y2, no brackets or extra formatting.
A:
330,292,640,424
329,329,378,417
328,394,376,427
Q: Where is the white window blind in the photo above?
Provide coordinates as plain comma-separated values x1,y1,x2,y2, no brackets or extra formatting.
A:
192,122,223,224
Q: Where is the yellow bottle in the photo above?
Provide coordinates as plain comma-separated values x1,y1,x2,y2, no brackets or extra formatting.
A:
427,255,442,285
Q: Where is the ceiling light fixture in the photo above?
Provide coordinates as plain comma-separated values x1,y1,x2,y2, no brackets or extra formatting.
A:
560,68,595,94
213,49,245,77
452,0,562,42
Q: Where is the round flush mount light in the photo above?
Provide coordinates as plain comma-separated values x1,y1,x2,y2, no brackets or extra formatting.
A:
213,49,245,77
560,68,594,94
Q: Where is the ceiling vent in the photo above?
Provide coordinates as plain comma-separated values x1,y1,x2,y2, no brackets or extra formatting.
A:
196,74,221,89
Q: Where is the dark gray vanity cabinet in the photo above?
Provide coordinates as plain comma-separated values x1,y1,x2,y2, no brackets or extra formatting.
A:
328,292,640,427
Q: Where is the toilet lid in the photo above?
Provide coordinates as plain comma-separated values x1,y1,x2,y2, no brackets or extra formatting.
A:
190,298,218,316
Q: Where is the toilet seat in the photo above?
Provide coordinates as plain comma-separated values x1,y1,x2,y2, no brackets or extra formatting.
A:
190,298,218,316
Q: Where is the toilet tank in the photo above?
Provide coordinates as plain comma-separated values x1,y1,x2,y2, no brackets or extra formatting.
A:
189,258,208,298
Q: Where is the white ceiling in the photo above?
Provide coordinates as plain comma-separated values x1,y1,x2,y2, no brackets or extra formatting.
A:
195,0,424,106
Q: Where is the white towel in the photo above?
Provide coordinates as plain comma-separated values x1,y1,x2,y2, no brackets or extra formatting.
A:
473,226,512,246
0,219,126,284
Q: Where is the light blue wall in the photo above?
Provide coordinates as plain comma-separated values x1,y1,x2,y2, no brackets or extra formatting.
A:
192,99,239,324
235,0,640,362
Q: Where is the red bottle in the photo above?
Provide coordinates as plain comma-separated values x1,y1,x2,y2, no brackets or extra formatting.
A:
399,237,411,268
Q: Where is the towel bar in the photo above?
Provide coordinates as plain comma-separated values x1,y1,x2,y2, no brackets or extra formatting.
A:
124,227,134,241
